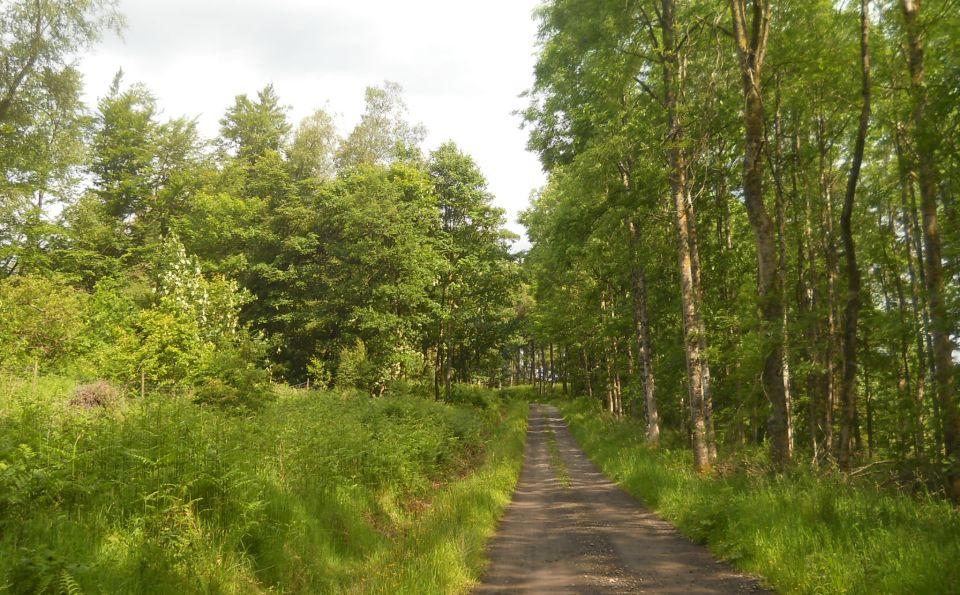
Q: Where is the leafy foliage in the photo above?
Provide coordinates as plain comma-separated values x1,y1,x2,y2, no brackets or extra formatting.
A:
0,274,86,369
522,0,960,494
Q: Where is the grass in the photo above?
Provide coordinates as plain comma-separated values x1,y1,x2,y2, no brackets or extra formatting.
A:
545,424,570,489
357,397,527,593
0,374,527,593
558,396,960,595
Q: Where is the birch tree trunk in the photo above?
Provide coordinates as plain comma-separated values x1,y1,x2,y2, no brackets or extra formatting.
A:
662,0,711,472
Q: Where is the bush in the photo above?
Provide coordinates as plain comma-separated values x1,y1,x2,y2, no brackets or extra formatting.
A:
450,384,497,409
134,308,208,387
306,354,333,389
497,384,539,401
74,276,144,380
193,334,273,410
336,339,377,393
0,274,87,370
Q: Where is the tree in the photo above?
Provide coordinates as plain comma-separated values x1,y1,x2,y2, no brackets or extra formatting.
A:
219,84,291,164
0,0,119,278
428,141,517,399
899,0,960,500
325,163,443,394
0,0,121,125
289,108,338,181
335,82,426,170
60,74,206,284
837,0,872,470
730,0,792,467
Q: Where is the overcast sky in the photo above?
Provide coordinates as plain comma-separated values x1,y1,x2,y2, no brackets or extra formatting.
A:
78,0,547,248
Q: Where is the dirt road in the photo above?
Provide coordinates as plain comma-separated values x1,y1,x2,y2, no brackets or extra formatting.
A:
476,404,769,594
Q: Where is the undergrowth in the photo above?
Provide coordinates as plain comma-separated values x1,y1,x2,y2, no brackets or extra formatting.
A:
0,374,527,593
559,396,960,595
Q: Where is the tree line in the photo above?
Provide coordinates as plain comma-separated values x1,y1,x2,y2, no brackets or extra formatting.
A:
519,0,960,500
0,0,521,405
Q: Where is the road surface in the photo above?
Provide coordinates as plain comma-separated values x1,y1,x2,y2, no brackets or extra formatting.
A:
476,404,770,594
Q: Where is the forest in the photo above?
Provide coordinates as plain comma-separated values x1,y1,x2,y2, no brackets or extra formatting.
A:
0,3,522,400
2,0,960,592
520,0,960,500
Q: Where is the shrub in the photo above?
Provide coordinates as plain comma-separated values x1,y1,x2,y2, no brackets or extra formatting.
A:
193,334,273,410
0,274,87,370
336,339,377,393
134,308,208,387
306,354,333,389
74,276,144,380
450,384,497,409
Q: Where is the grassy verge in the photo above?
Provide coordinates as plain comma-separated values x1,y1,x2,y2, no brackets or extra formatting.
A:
357,397,527,594
558,397,960,595
0,375,527,593
545,425,570,489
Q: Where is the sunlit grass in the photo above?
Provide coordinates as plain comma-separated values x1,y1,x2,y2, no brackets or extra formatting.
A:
558,396,960,595
0,374,527,593
545,424,570,489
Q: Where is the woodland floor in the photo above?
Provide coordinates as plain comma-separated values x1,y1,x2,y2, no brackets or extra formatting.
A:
476,404,771,594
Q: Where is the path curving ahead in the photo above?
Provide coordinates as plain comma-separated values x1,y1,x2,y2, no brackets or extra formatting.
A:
476,405,769,594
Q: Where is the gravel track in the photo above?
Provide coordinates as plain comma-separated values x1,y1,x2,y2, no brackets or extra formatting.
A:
476,404,770,594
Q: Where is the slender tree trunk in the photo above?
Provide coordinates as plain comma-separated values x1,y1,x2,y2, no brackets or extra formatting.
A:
539,346,545,397
444,321,453,401
613,340,623,417
435,344,443,400
582,348,594,400
549,343,555,390
896,125,938,438
894,127,930,458
600,292,615,413
562,345,569,394
838,0,871,470
626,339,639,417
901,0,959,500
686,188,718,463
885,201,920,457
863,332,875,459
663,0,710,472
730,0,790,467
770,78,795,458
794,126,823,463
629,221,661,446
817,112,840,461
435,287,445,400
908,160,944,458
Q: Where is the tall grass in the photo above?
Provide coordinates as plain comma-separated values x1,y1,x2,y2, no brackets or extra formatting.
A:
358,398,527,594
0,374,526,593
559,397,960,595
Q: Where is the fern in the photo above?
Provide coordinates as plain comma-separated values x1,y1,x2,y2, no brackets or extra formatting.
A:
58,569,82,595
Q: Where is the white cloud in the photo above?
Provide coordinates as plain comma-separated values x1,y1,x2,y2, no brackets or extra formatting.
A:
79,0,546,247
